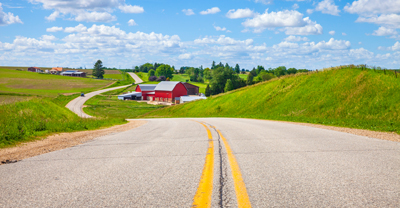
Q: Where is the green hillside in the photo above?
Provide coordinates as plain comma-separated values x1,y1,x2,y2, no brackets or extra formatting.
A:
142,67,400,133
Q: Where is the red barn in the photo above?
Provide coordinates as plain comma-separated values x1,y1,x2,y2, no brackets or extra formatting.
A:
153,81,188,102
135,84,157,100
28,67,42,73
183,82,200,95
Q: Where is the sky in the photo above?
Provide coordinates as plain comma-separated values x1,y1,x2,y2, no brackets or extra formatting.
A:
0,0,399,70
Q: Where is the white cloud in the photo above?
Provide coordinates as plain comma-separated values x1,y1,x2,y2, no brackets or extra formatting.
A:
342,32,347,36
243,10,306,29
372,26,398,36
226,8,254,19
46,26,63,32
283,17,323,35
64,24,87,33
128,19,137,26
41,34,57,41
356,14,400,28
315,38,351,50
284,35,309,41
0,3,23,26
306,9,313,14
194,35,254,46
349,48,374,59
292,4,299,10
344,0,400,15
200,7,220,15
315,0,340,16
388,42,400,51
28,0,121,12
214,25,227,31
178,53,193,60
118,5,144,14
254,0,273,5
182,9,194,16
45,11,60,21
74,11,116,22
329,30,335,35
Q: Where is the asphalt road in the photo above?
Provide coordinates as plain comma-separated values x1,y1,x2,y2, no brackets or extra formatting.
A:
66,72,142,118
1,118,399,207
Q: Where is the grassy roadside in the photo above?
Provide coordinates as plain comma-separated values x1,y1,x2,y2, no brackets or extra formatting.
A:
141,67,400,134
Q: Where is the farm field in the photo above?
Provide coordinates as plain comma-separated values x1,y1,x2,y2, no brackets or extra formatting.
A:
0,68,112,99
142,67,400,134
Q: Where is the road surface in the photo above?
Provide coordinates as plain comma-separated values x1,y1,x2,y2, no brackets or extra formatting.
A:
66,72,143,118
1,118,399,207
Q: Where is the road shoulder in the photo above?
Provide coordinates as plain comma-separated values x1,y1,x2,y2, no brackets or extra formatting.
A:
0,120,147,164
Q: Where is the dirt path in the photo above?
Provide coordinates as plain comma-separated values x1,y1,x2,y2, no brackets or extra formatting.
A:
0,120,147,164
128,72,143,83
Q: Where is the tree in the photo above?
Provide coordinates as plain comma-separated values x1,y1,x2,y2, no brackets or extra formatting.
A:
235,64,240,74
246,73,254,85
205,84,211,97
211,61,216,69
287,68,297,74
148,69,155,77
209,66,244,95
224,79,234,92
93,60,105,79
204,68,212,81
156,64,173,79
179,67,185,74
274,66,287,77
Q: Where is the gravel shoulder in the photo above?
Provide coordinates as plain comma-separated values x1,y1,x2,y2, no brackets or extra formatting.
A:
0,120,147,164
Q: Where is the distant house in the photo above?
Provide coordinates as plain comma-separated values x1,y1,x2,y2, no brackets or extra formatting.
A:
183,82,200,95
60,70,86,77
50,67,63,74
27,67,42,73
135,84,158,100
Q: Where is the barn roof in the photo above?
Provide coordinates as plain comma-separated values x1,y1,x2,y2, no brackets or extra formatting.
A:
51,67,63,71
155,81,183,91
138,84,157,91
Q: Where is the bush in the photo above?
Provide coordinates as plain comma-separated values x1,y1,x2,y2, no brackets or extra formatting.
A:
156,76,166,81
149,76,157,81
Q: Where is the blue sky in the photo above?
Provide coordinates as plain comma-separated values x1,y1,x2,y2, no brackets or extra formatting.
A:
0,0,399,70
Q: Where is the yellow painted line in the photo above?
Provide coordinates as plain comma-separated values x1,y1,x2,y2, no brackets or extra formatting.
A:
192,122,214,208
217,130,252,208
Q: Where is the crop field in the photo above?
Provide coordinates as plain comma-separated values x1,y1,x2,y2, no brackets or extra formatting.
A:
142,67,400,134
0,68,113,104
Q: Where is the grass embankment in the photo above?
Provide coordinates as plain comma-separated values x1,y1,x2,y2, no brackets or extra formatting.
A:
83,85,165,119
142,67,400,134
104,71,134,88
0,97,126,148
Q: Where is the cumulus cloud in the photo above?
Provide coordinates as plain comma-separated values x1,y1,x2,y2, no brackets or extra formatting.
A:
41,34,57,41
372,26,398,36
315,0,340,16
0,3,23,26
178,53,193,60
284,35,309,41
182,9,194,16
344,0,400,15
74,11,116,22
329,30,335,35
226,8,254,19
46,26,63,32
64,24,87,33
292,4,299,10
45,11,60,21
200,7,220,15
128,19,137,26
349,48,374,59
214,25,227,31
387,42,400,51
283,17,323,35
356,14,400,28
342,32,347,36
119,5,144,13
254,0,273,5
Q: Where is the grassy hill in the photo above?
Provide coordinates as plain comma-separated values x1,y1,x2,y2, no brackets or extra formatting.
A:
142,67,400,133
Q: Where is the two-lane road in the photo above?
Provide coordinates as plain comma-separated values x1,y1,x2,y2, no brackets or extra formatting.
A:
1,118,399,207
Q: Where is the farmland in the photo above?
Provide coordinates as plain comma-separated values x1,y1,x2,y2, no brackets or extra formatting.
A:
142,67,400,134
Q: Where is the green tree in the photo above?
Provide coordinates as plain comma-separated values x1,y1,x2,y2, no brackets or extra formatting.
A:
209,66,244,95
287,68,297,74
246,73,254,85
204,68,212,81
155,64,174,79
211,61,216,69
148,69,155,77
235,64,240,74
205,84,211,97
224,79,234,92
274,66,287,77
93,60,105,79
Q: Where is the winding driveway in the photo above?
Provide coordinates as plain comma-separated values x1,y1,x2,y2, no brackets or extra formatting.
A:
66,72,143,118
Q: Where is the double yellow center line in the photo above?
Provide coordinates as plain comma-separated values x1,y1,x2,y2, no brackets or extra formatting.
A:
192,122,252,208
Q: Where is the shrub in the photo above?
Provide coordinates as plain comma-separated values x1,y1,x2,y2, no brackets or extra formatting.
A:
149,76,157,81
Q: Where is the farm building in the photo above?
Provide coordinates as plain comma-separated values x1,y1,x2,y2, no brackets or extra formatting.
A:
152,81,188,103
60,70,86,77
135,84,158,100
118,92,142,100
183,83,200,95
28,67,42,73
50,67,63,74
180,95,207,103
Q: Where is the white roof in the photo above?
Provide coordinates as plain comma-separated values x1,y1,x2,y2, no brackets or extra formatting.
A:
138,84,157,91
154,81,182,91
118,92,142,98
180,96,207,102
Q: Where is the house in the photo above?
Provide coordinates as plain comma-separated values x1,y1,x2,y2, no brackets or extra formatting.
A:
27,67,42,73
183,82,200,95
135,84,158,100
50,67,63,74
152,81,188,103
60,70,86,77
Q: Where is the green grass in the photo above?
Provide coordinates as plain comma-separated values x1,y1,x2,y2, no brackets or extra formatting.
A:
103,74,123,80
239,74,248,80
0,68,112,98
105,71,135,88
142,67,400,134
172,74,190,82
0,98,126,148
83,86,165,119
136,72,149,81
